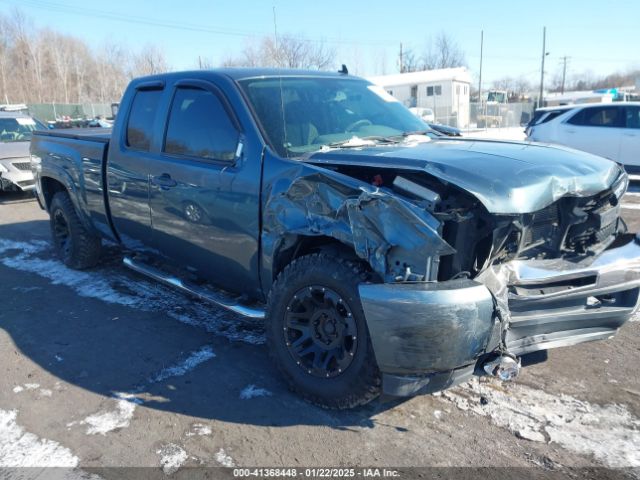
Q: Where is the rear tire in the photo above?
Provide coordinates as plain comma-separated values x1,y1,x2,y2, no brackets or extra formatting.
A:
266,253,381,409
49,191,101,269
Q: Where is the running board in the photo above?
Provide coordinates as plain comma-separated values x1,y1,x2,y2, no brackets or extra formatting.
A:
122,257,265,319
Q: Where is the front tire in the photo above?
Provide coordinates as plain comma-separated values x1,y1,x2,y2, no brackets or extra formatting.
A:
266,253,381,409
49,191,101,269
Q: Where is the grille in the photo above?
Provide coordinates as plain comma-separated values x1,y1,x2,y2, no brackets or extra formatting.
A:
521,203,559,248
12,162,32,171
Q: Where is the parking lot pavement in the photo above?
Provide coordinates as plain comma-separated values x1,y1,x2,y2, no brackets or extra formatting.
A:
1,190,639,477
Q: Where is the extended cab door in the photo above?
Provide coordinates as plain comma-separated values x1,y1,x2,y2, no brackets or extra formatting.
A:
106,82,164,250
620,105,640,168
558,105,624,161
148,79,262,295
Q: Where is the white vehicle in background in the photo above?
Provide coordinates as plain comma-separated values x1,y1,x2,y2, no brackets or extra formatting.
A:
0,111,44,192
409,107,435,123
526,102,640,176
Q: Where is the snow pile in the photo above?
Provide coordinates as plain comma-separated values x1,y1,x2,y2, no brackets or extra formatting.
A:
157,443,188,475
80,393,142,436
0,238,265,344
215,448,235,467
239,384,272,400
442,378,640,467
0,409,78,467
186,423,212,437
148,346,215,384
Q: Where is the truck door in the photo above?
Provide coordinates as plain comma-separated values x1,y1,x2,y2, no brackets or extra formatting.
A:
107,83,163,250
148,80,261,295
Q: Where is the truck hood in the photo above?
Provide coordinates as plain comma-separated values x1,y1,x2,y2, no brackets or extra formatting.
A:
0,141,30,160
304,139,624,214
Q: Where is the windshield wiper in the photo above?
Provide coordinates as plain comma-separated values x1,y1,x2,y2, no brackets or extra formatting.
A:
322,136,402,150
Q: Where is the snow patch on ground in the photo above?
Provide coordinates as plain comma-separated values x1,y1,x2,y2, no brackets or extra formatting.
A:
0,409,78,467
24,383,40,390
215,448,235,467
12,386,23,393
239,384,272,400
186,423,212,437
0,238,265,344
148,346,215,383
80,393,141,435
442,378,640,467
157,443,188,475
39,388,53,397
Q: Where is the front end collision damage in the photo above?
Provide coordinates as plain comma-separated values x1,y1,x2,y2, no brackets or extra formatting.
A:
262,154,637,397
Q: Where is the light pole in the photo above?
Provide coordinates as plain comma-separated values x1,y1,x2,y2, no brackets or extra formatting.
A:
539,26,550,109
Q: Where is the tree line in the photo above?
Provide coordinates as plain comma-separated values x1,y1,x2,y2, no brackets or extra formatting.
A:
0,11,168,104
1,9,636,106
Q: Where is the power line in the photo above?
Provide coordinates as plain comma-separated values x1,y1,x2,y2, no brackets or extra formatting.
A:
7,0,395,47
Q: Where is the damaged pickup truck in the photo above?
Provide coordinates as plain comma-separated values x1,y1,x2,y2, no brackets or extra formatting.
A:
30,69,639,408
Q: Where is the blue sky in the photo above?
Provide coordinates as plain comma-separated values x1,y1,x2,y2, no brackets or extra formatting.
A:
2,0,639,86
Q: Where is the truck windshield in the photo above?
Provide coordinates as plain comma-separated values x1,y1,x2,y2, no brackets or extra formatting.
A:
238,76,429,157
0,117,37,143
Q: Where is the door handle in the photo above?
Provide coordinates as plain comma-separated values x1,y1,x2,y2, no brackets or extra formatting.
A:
151,173,177,189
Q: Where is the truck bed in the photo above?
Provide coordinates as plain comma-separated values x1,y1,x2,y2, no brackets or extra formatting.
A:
34,127,112,143
32,128,115,240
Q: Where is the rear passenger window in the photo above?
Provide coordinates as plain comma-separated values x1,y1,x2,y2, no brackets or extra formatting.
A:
626,107,640,129
568,106,622,127
164,87,238,161
126,89,162,151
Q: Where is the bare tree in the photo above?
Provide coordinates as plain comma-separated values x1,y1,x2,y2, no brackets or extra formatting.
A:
222,35,335,70
422,32,466,70
130,45,169,77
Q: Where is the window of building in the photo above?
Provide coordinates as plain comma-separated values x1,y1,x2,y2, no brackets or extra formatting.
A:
434,85,442,96
126,89,162,151
164,87,239,161
427,86,434,96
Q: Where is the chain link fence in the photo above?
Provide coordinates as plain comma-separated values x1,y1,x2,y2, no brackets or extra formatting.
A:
27,103,115,123
469,102,535,129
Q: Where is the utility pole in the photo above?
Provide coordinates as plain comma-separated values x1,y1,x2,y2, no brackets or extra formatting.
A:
478,30,484,103
560,55,570,94
539,26,548,109
399,42,404,73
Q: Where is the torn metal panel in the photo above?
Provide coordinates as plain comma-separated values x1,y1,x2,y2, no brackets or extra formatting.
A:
263,167,455,280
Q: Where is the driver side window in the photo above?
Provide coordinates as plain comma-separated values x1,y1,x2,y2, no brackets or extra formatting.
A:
164,87,239,161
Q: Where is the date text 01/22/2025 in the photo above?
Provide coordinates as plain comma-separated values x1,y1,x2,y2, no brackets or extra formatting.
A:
232,468,401,478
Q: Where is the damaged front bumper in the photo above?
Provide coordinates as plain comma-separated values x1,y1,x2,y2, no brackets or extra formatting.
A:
359,233,640,397
0,159,35,191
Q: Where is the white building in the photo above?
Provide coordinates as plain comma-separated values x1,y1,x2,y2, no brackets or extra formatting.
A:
368,67,472,128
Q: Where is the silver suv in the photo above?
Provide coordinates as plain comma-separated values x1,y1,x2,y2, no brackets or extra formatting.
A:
0,111,44,192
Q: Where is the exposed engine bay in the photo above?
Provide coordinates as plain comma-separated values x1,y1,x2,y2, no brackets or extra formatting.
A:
312,162,627,284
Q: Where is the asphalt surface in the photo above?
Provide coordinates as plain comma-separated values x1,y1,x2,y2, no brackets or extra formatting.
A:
0,188,639,479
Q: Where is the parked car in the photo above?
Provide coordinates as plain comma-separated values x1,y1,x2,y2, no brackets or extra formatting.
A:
409,107,435,123
526,102,640,174
31,69,637,409
0,111,44,192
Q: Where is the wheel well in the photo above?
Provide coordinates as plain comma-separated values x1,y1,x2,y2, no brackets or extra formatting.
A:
40,177,67,211
273,235,362,281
